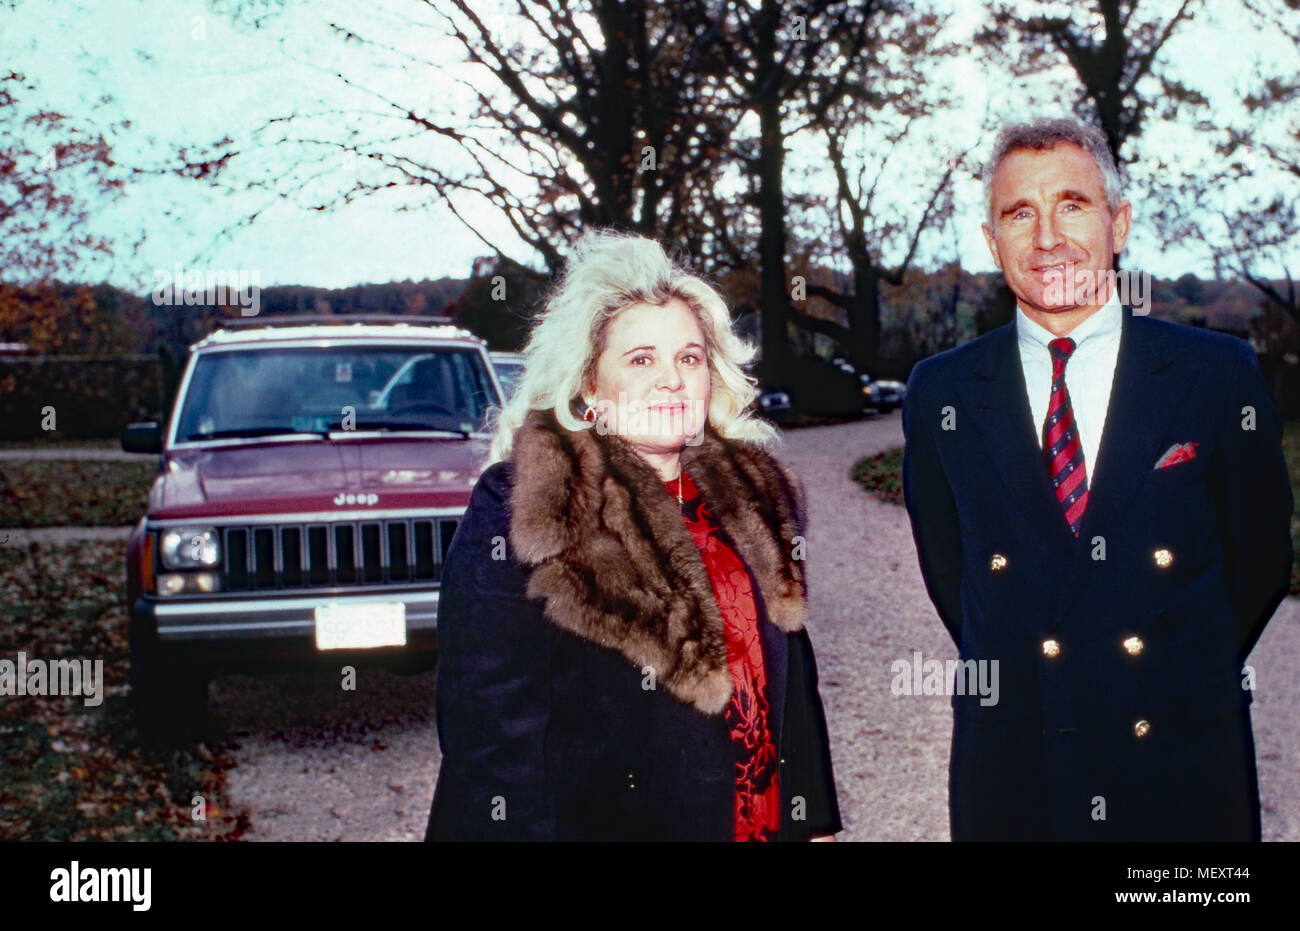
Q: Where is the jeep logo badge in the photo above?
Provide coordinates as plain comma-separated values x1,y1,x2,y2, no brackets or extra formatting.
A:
334,492,379,506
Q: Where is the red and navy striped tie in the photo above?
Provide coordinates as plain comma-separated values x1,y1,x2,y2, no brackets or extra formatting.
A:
1044,337,1088,535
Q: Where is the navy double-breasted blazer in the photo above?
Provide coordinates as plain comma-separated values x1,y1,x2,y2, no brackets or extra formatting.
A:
902,306,1292,841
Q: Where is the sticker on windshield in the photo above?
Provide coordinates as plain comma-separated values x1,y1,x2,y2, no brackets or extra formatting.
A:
292,415,332,433
334,362,352,383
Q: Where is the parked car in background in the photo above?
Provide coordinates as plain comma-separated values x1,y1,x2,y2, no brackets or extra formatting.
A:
828,357,906,414
751,355,905,420
489,350,526,401
120,315,504,739
754,386,794,422
865,376,906,414
750,356,851,418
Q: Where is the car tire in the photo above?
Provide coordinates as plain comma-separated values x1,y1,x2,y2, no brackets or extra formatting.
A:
130,636,209,745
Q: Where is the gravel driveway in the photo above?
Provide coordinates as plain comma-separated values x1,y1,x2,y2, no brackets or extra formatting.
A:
212,413,1300,841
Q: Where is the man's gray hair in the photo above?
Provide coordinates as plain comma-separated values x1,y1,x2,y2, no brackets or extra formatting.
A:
983,118,1123,222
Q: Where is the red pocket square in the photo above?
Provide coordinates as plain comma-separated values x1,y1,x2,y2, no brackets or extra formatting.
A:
1154,441,1198,469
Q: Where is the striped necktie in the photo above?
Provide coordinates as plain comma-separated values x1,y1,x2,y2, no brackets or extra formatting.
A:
1044,337,1088,536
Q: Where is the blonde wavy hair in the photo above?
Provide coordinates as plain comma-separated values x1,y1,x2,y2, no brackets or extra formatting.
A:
486,229,776,463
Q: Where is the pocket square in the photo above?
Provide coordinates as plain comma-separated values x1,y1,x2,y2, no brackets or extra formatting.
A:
1153,441,1198,469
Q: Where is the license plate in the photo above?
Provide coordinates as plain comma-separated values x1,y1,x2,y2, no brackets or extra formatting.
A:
314,602,406,650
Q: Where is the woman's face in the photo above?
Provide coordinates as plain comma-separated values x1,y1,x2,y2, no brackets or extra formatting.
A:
586,298,711,457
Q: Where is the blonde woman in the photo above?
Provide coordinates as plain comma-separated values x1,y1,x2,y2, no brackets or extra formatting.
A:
425,231,841,841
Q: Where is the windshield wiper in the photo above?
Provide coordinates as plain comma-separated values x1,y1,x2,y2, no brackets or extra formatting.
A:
329,420,473,439
184,427,328,441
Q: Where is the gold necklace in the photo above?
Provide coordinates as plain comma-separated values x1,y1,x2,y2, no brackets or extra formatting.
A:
668,467,684,509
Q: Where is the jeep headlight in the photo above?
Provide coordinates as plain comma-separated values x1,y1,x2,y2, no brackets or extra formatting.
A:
160,527,221,568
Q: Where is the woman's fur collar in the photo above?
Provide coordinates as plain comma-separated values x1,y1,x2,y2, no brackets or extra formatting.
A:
508,407,807,715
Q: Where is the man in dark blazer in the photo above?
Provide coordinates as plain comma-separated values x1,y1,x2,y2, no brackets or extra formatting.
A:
902,117,1293,841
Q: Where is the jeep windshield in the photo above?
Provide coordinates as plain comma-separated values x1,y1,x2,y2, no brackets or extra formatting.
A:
175,345,499,443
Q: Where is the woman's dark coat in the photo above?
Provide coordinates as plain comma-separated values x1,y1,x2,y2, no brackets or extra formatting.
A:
425,408,842,841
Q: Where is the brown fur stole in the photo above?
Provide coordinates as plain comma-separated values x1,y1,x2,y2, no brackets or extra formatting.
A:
508,408,807,715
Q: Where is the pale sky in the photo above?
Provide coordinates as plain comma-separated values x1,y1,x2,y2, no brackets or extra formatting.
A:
4,0,1295,292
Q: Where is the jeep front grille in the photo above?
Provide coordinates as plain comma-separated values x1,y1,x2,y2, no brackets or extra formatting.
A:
220,518,459,591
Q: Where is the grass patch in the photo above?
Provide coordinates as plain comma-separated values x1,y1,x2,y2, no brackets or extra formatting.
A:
0,459,155,527
850,446,904,506
0,539,248,840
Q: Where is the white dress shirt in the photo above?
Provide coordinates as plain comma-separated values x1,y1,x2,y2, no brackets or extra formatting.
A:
1016,292,1122,485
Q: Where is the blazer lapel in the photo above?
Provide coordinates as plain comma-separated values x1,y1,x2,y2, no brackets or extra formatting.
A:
961,322,1078,559
1070,310,1177,551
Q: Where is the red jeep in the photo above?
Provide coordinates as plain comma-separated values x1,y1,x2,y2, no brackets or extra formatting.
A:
121,316,502,737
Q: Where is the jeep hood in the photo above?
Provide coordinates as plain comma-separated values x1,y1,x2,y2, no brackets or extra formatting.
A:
148,436,490,520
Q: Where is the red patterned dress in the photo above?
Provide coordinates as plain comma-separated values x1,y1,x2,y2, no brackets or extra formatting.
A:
667,469,781,842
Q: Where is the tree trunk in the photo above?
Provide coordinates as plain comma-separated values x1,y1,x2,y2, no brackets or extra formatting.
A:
845,259,881,373
755,2,789,382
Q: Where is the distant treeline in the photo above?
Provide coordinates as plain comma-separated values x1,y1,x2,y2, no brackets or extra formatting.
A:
0,265,1285,365
3,265,1298,426
253,278,466,319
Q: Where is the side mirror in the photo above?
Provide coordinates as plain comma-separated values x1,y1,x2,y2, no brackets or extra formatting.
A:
122,421,163,454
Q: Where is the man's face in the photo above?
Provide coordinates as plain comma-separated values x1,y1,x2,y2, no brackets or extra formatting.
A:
982,143,1132,326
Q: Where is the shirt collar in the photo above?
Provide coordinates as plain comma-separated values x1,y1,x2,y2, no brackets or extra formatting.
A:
1016,288,1122,357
